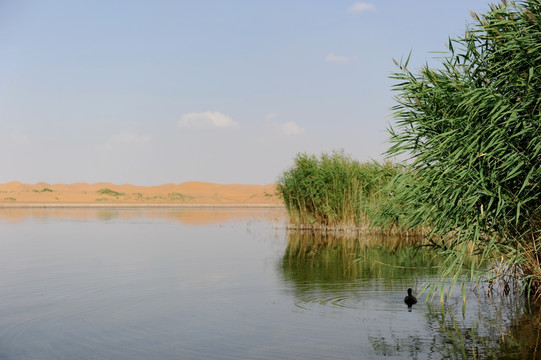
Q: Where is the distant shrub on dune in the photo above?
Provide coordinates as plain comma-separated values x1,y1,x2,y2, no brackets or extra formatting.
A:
97,188,124,197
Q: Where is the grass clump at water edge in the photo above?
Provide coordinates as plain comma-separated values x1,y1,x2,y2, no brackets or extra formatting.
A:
277,151,419,235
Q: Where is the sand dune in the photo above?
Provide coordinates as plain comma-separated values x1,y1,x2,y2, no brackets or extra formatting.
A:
0,181,282,206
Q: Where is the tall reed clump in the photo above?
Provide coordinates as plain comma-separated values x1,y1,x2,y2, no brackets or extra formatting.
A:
387,0,541,296
277,151,403,232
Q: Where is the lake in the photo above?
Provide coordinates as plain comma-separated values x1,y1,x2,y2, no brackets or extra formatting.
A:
0,208,538,359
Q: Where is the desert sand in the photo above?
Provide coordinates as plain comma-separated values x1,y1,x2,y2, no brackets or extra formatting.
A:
0,181,282,207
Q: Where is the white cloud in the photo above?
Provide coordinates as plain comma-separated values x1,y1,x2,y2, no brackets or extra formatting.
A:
281,121,305,135
262,113,305,137
265,112,277,121
325,52,350,63
348,2,376,13
178,111,239,129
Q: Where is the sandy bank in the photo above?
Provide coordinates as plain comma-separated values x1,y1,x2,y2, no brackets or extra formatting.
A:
0,181,283,207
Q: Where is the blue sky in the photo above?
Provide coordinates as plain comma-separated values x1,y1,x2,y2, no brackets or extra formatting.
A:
0,0,490,185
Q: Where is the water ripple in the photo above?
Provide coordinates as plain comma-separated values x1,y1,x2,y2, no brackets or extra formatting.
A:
293,290,363,310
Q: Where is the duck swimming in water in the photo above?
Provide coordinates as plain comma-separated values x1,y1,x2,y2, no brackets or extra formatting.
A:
404,288,417,307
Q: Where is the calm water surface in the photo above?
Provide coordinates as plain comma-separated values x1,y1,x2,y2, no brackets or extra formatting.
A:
0,208,538,359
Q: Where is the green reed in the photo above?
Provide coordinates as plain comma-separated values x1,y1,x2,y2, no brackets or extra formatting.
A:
277,151,414,233
387,0,541,296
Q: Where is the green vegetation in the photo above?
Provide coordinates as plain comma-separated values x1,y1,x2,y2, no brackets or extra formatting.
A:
277,0,541,300
150,195,166,201
3,197,16,201
277,151,408,233
97,188,125,197
32,188,53,193
168,192,194,201
387,0,541,295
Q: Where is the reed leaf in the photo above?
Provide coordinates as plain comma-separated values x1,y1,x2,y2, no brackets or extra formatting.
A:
277,151,420,235
387,0,541,297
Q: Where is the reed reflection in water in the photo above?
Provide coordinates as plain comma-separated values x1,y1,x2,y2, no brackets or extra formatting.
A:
0,209,540,359
281,231,541,359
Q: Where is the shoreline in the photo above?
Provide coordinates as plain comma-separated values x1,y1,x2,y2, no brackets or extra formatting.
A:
0,181,282,207
0,202,285,209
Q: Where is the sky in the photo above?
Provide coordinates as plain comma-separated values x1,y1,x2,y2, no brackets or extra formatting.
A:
0,0,491,185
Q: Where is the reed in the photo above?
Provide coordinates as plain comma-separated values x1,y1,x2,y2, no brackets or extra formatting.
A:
277,151,415,234
387,0,541,296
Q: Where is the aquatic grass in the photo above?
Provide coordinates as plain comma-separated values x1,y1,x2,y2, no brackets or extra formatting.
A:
277,151,416,234
387,0,541,297
277,151,363,227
